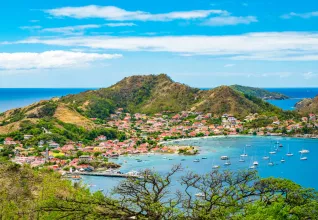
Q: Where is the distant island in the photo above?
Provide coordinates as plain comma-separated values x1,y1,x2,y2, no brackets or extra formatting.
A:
230,85,289,100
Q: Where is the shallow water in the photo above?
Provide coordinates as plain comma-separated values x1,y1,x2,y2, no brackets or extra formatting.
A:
82,136,318,193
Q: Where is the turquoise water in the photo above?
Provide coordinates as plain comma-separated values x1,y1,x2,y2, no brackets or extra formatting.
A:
266,88,318,110
82,136,318,193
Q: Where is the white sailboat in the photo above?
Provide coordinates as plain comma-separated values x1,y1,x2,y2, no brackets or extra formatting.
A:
300,153,307,161
224,158,231,166
286,145,293,157
239,156,245,162
249,157,256,169
212,159,220,169
253,157,259,166
268,157,274,166
240,146,248,157
269,145,276,154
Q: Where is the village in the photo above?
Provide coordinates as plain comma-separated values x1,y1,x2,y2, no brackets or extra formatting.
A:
1,108,317,174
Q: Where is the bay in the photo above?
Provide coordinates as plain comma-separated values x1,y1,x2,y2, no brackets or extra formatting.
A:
82,136,318,193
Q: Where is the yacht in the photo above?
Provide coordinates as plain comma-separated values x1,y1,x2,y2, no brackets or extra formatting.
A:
220,156,229,160
249,165,256,169
253,161,259,166
263,156,270,160
281,157,285,163
299,149,309,154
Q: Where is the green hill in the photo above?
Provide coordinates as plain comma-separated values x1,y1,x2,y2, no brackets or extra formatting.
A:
0,74,287,135
230,85,288,100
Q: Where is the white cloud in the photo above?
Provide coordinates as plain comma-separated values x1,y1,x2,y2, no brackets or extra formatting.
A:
15,32,318,61
224,64,235,67
303,71,317,79
42,24,102,35
0,51,122,70
202,16,258,26
105,22,136,27
20,25,42,30
281,11,318,19
45,5,228,21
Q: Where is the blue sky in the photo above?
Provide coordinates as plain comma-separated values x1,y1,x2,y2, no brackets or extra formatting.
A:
0,0,317,88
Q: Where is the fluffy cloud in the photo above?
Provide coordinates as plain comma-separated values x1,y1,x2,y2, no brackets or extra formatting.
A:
41,24,102,35
202,16,257,26
20,25,42,30
45,5,228,21
281,11,318,19
0,51,122,70
105,22,136,27
303,72,317,79
16,32,318,61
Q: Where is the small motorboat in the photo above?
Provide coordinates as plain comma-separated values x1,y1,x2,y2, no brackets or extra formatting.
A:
263,156,269,160
195,193,205,198
299,149,309,154
202,157,208,159
220,156,229,160
212,165,220,169
281,158,285,163
249,165,256,169
193,159,200,162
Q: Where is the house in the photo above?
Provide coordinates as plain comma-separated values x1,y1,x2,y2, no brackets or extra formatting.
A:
309,114,316,121
4,137,16,145
79,155,92,162
96,135,107,141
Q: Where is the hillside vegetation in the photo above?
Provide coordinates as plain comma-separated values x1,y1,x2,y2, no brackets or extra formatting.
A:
0,74,294,135
296,95,318,114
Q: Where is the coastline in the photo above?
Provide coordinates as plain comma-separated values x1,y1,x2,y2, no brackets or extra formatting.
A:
160,134,318,145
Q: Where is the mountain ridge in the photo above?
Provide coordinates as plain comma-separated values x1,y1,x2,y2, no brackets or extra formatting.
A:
0,74,286,134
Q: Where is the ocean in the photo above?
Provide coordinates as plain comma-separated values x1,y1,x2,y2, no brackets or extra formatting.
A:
0,88,94,113
266,88,318,110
